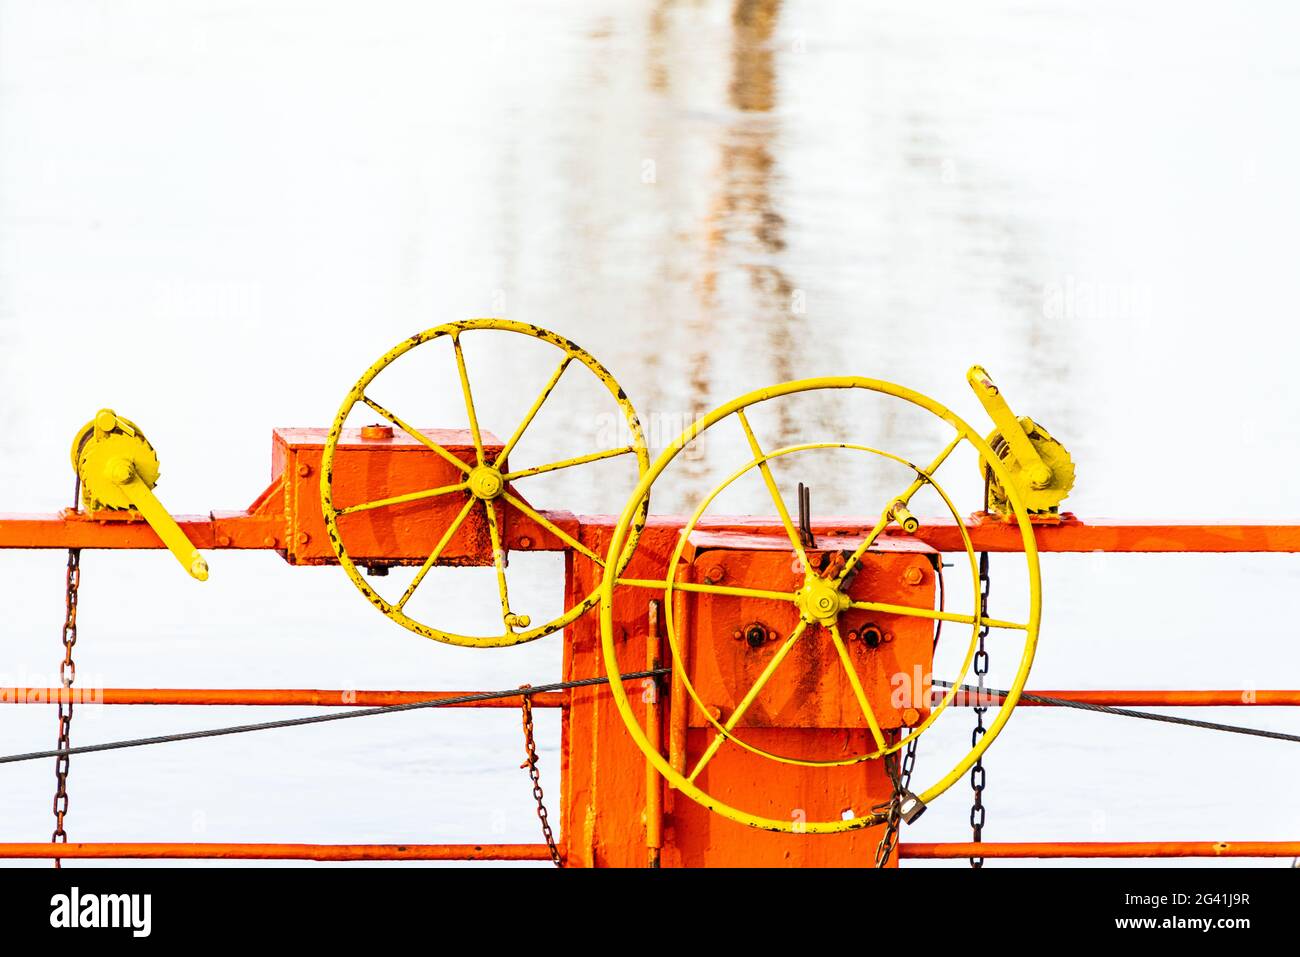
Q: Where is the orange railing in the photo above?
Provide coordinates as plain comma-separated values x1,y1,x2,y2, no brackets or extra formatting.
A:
3,684,1296,863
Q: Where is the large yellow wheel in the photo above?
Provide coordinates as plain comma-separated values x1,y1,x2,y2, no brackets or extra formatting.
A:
323,319,649,647
599,378,1041,832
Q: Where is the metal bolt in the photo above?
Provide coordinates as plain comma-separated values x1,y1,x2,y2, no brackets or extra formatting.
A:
297,463,312,478
106,458,134,484
216,534,232,547
732,629,743,640
902,707,921,727
705,704,722,721
296,531,310,545
517,536,533,549
360,424,394,440
704,565,726,584
263,536,278,548
903,565,924,586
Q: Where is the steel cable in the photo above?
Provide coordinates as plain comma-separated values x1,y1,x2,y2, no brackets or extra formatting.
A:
0,669,670,766
932,680,1300,744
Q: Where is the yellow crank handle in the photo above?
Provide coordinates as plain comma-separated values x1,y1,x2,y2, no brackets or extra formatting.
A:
966,366,1052,489
890,500,920,534
106,458,209,581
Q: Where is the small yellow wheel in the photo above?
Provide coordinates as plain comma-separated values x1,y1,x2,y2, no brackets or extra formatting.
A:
322,319,649,647
599,377,1041,832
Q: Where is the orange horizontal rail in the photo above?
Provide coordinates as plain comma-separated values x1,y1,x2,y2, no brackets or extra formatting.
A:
900,841,1300,859
0,842,553,861
963,690,1300,707
3,688,1293,708
0,688,566,708
5,513,1300,553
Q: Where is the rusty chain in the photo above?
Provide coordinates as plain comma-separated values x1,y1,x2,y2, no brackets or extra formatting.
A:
872,736,921,868
519,686,562,867
51,545,81,868
969,551,991,868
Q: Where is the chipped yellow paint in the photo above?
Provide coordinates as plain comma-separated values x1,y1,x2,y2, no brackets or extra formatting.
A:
321,319,649,648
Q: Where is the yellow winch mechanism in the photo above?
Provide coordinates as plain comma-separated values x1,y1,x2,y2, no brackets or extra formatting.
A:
71,409,209,581
967,365,1075,515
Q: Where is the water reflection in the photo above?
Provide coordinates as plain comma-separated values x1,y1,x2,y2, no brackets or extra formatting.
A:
697,0,802,456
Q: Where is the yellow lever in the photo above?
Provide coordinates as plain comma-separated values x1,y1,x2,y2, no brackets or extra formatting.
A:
966,366,1053,490
71,409,209,581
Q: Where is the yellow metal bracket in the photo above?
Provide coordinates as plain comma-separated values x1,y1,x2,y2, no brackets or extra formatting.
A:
71,409,209,581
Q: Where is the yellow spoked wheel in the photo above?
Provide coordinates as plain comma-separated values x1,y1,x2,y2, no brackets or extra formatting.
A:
599,378,1041,832
323,319,649,647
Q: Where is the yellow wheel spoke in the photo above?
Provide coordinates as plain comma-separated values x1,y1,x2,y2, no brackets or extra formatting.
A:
502,444,636,482
394,495,476,611
687,621,809,783
360,395,472,475
482,498,514,632
835,431,965,586
337,481,467,516
451,332,485,465
493,354,573,468
616,578,796,604
736,410,809,570
848,598,1026,631
827,622,887,751
500,491,604,566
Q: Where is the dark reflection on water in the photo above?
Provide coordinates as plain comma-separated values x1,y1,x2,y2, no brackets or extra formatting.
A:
698,0,802,451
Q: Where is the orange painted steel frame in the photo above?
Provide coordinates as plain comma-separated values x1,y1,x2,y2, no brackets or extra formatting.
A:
3,431,1300,867
1,428,1297,557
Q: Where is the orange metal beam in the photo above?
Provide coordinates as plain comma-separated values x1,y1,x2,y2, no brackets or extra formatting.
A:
689,515,1300,553
5,512,1300,553
900,841,1300,859
4,688,1292,708
0,842,553,861
0,688,566,707
961,690,1300,707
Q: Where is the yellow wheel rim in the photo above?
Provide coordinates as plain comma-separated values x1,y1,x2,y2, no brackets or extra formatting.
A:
599,377,1041,833
323,319,649,648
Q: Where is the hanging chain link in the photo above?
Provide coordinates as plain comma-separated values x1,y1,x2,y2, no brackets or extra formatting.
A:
872,734,919,868
51,545,82,868
969,551,991,868
518,686,562,867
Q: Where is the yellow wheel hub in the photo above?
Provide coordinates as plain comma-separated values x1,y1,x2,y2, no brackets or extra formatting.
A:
795,576,849,625
467,465,505,500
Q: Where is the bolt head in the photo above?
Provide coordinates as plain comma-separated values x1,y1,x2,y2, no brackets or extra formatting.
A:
468,466,505,500
106,458,134,484
903,565,924,585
